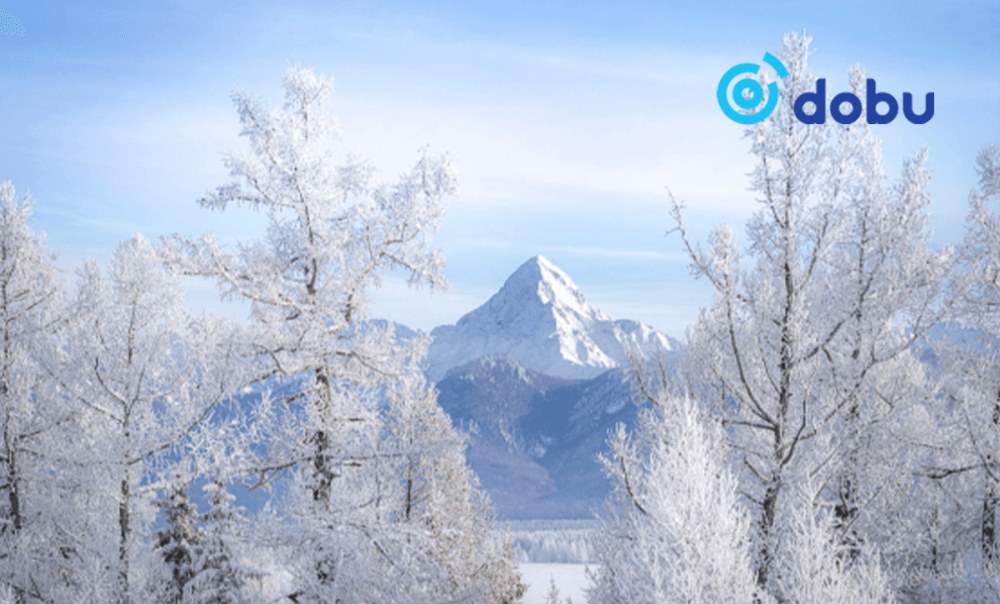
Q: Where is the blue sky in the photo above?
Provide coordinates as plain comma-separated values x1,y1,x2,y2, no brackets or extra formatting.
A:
1,0,997,336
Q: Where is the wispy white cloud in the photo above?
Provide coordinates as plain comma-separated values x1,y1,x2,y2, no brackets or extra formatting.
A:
541,245,688,262
333,96,757,213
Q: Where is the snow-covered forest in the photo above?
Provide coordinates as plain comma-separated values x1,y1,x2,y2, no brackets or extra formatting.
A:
0,66,523,604
0,30,997,604
588,34,999,604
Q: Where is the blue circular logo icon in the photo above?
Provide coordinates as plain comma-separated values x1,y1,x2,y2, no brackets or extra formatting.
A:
717,52,789,124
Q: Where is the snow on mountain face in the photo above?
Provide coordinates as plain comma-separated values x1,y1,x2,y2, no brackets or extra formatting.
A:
426,256,679,381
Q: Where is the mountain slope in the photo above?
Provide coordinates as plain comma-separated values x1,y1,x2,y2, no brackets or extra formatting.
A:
435,355,643,519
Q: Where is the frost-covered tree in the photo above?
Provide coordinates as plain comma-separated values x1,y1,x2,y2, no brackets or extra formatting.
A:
819,135,945,563
672,31,949,593
379,365,524,603
957,145,1000,563
65,235,239,604
588,384,764,604
774,486,894,604
904,145,1000,600
0,182,68,602
544,577,561,604
163,65,519,602
150,485,202,604
182,481,257,604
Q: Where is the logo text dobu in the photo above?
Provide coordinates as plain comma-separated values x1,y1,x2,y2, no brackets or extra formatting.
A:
794,79,934,124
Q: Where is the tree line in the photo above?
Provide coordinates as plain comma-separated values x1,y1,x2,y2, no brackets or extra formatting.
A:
0,66,523,604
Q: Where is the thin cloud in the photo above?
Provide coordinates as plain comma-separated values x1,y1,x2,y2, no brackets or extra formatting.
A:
542,245,688,262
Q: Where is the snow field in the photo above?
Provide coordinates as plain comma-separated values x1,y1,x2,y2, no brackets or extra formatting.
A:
519,563,591,604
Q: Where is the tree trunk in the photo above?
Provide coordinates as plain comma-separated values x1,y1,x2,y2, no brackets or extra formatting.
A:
756,252,795,593
984,480,996,562
756,475,782,590
119,474,130,604
835,403,862,562
984,393,999,562
312,429,332,505
4,439,25,604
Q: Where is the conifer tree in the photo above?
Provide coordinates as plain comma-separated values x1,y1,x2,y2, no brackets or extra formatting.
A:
183,482,257,604
151,486,201,604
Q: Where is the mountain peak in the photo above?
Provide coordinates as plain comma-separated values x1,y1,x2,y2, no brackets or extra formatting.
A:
426,256,679,381
506,256,589,306
465,256,605,332
509,255,560,282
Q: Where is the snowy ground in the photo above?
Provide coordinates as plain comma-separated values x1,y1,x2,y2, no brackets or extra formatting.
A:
519,563,591,604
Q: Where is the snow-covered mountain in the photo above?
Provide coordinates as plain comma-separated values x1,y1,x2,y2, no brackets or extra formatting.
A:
422,257,683,518
425,255,680,382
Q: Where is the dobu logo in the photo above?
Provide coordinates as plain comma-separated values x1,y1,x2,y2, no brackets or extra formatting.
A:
794,79,934,125
716,52,789,125
717,53,935,125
